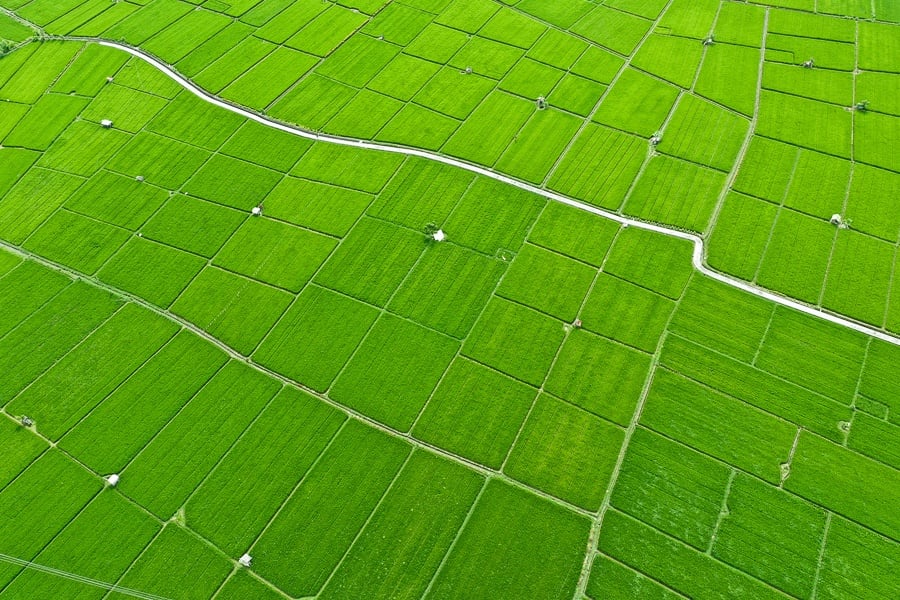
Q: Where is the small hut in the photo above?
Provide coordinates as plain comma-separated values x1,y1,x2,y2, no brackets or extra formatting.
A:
239,554,253,567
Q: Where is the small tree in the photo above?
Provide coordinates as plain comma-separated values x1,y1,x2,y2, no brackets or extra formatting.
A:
0,39,13,57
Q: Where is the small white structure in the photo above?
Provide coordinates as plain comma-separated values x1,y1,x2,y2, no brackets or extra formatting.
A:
105,474,120,487
106,76,114,83
20,415,33,427
433,229,446,242
802,58,815,69
135,175,144,182
100,119,113,129
251,206,262,216
702,35,714,46
464,66,473,74
238,554,252,567
536,96,547,110
830,214,843,226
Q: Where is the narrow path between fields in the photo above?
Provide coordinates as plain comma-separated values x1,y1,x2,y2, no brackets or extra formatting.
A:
64,38,900,348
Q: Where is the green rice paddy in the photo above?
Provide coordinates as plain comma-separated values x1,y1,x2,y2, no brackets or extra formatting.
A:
0,1,898,599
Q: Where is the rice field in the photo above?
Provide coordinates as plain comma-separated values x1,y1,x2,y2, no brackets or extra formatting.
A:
0,2,897,599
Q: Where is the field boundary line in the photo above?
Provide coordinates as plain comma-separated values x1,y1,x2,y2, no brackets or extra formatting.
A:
0,553,169,600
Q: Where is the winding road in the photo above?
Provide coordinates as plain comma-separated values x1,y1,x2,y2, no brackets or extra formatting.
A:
81,39,900,348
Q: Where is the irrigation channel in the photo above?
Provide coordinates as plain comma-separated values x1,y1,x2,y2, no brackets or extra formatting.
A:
75,39,900,348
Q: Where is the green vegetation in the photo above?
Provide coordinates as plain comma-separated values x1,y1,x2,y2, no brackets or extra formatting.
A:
0,3,897,597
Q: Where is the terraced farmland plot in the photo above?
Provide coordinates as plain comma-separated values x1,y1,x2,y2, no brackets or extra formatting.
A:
0,14,898,599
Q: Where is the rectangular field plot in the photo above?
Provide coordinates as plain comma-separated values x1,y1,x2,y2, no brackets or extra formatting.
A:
497,244,596,322
284,7,367,57
570,5,651,55
0,281,120,405
97,237,206,308
479,7,546,48
712,474,826,599
59,330,227,474
413,357,536,469
822,231,894,326
64,170,168,231
605,227,694,299
526,28,588,69
220,119,312,172
3,94,88,150
183,154,282,211
762,61,853,106
755,306,867,403
253,285,379,392
611,428,731,550
856,72,900,117
858,21,899,72
81,84,169,134
855,110,900,173
499,58,565,100
765,34,855,71
785,431,900,540
106,131,211,189
252,419,410,598
213,217,336,292
848,413,900,470
330,314,458,431
767,9,855,42
193,36,277,94
593,68,679,138
859,339,900,425
362,2,435,46
714,1,766,46
23,210,130,275
141,194,245,258
7,303,177,441
844,164,900,242
368,54,441,103
0,260,71,339
641,369,797,483
0,416,46,491
548,123,646,210
632,34,703,88
572,46,624,85
695,43,760,117
0,168,86,245
375,103,461,151
314,218,424,307
435,0,499,33
782,149,851,219
707,193,777,280
291,143,404,194
368,157,474,231
171,266,293,355
732,135,798,203
757,91,851,157
326,90,404,139
528,202,620,266
1,490,159,600
598,510,786,600
660,336,852,442
447,38,523,81
141,7,232,64
146,91,244,151
443,177,545,256
119,360,280,519
314,35,399,88
547,74,606,117
187,387,345,556
624,155,726,232
545,329,651,425
0,42,81,103
115,524,232,600
319,451,483,600
102,0,193,46
442,92,535,166
405,23,468,63
505,394,624,510
515,0,593,28
580,273,674,353
0,451,100,589
36,120,131,178
660,94,749,172
0,145,36,197
495,109,582,184
587,555,682,600
462,297,565,386
817,516,900,600
426,479,589,600
389,242,506,339
755,208,835,304
669,276,774,363
264,177,371,237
